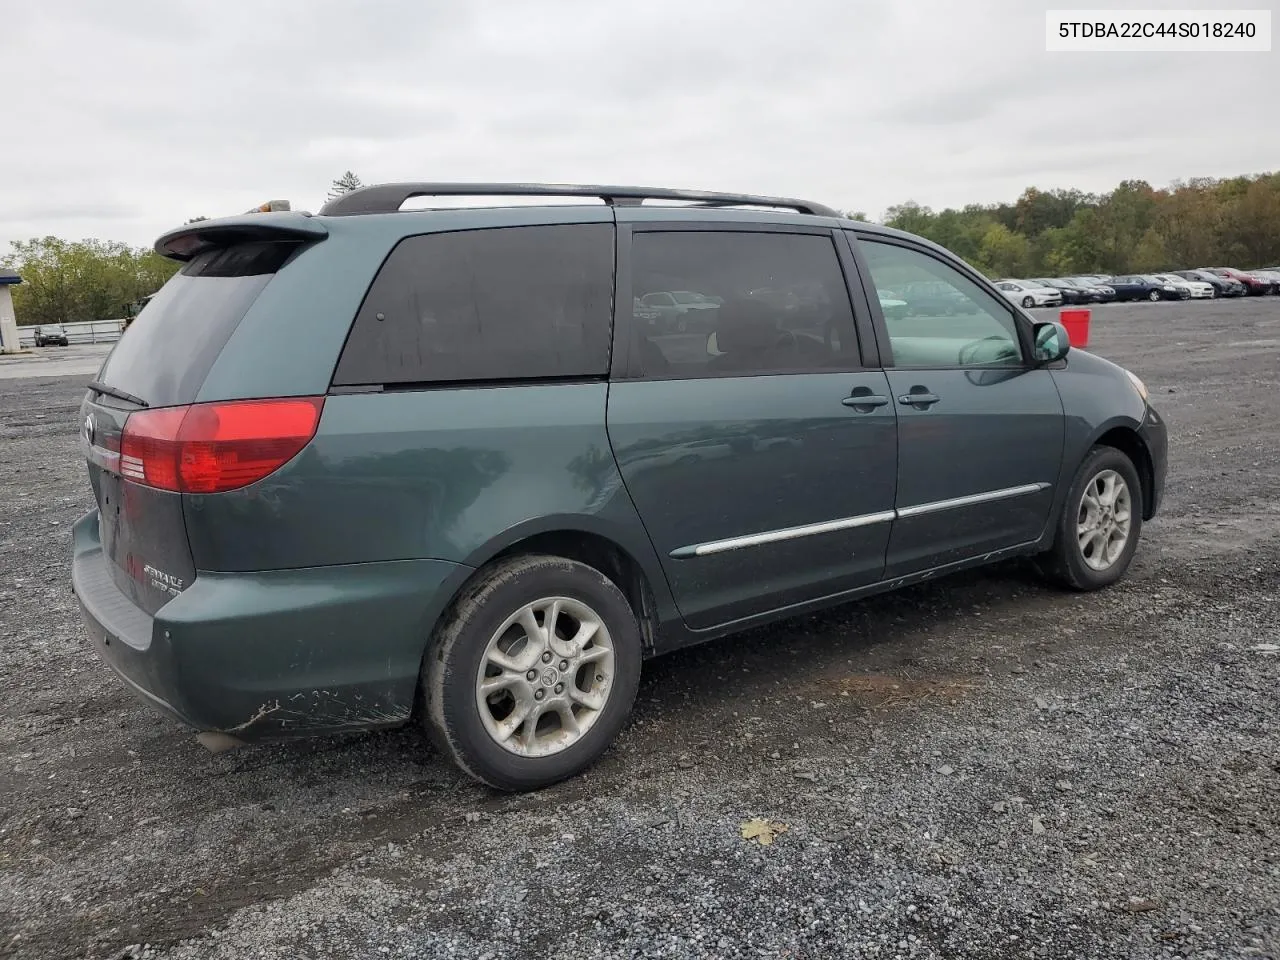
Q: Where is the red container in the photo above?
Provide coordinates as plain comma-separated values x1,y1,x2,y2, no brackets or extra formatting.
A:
1059,308,1090,348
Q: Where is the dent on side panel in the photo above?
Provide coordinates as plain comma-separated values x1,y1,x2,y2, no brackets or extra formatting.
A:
186,383,633,571
156,558,464,737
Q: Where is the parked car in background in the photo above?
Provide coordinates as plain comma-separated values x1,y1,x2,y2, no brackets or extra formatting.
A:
1028,279,1092,305
1107,275,1188,302
33,324,70,347
994,280,1063,308
1065,278,1117,302
899,280,980,315
69,181,1167,791
1250,269,1280,294
1057,278,1114,303
1204,267,1272,296
1173,270,1244,297
1153,273,1214,299
638,289,722,332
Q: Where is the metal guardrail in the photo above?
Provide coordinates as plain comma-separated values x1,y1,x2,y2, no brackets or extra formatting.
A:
15,319,125,347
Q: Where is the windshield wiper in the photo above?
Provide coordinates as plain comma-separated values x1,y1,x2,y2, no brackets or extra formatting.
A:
87,380,149,408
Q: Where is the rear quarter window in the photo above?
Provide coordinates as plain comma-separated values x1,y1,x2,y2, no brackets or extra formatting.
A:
332,223,615,386
96,241,300,408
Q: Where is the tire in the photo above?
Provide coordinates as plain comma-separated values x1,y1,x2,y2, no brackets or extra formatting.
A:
1021,296,1034,308
424,554,642,791
1147,289,1160,302
1037,445,1144,591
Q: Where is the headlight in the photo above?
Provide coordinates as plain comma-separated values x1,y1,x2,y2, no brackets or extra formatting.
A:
1123,368,1148,402
1163,285,1177,291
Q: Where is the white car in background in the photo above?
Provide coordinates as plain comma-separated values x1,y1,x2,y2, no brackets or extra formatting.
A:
994,280,1063,308
1153,273,1214,299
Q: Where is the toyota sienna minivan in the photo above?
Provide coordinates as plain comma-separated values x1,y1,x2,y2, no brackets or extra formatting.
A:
72,183,1167,791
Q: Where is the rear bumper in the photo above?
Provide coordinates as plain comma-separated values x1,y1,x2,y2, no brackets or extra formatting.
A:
71,510,469,740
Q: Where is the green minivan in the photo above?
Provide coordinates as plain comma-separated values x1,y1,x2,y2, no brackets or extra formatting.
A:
72,184,1167,790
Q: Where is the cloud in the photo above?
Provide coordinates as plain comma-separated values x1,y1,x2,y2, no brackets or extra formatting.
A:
0,0,1275,248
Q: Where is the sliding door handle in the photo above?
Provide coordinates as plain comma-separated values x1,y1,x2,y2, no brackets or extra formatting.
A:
842,394,889,409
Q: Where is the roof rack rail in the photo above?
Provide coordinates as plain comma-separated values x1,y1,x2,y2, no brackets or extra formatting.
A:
318,182,840,218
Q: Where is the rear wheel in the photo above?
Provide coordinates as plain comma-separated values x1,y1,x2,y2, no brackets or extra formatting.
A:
424,554,642,791
1037,445,1143,591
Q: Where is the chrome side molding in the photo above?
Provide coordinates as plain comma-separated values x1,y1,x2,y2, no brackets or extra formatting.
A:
670,482,1053,559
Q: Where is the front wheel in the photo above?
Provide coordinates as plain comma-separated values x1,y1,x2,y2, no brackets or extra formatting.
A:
1037,446,1143,591
1147,289,1161,302
424,554,642,791
1021,296,1034,308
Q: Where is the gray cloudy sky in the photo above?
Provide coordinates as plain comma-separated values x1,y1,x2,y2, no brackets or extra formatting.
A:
1,0,1276,250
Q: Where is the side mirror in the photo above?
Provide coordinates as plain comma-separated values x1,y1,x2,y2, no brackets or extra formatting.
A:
1033,320,1071,363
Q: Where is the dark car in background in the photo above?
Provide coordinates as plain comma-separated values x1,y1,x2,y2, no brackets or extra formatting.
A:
1173,270,1245,297
1057,278,1114,303
1107,275,1189,302
1065,278,1117,302
70,182,1168,792
1204,267,1273,295
1028,279,1093,305
33,324,70,347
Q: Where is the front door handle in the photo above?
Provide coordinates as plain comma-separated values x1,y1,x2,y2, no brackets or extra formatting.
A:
898,391,941,409
842,394,889,409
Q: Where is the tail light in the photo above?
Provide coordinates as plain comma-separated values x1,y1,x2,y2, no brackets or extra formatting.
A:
119,397,324,493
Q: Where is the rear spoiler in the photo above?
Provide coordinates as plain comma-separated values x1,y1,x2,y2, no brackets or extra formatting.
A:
154,212,329,262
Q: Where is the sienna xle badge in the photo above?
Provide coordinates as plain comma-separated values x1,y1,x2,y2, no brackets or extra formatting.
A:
72,183,1167,791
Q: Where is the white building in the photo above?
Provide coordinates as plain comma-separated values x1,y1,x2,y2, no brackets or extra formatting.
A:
0,268,21,353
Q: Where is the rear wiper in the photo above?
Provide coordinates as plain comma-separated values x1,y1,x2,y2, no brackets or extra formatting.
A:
87,380,149,408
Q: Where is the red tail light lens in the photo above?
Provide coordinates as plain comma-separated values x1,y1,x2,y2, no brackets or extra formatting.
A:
119,397,324,493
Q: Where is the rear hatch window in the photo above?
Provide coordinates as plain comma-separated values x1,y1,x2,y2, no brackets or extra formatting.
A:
96,241,298,408
83,239,302,614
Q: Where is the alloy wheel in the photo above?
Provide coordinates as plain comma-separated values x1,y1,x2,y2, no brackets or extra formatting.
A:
475,596,616,758
1076,469,1132,571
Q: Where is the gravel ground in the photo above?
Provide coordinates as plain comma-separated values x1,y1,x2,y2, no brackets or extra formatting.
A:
2,299,1278,960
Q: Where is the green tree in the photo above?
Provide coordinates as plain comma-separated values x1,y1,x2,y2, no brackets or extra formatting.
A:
882,201,936,236
0,238,180,326
327,171,363,202
975,222,1031,278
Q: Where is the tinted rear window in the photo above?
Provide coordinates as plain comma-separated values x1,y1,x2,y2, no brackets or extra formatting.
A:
332,224,614,386
97,241,298,408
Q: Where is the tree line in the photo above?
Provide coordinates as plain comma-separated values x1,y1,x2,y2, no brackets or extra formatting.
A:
871,171,1280,279
3,171,1277,326
1,239,180,327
